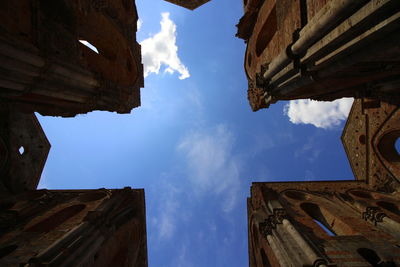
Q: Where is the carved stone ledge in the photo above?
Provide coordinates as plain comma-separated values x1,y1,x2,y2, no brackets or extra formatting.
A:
362,206,386,225
259,208,287,239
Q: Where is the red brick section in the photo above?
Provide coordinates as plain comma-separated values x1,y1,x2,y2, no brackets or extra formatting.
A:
342,99,400,192
0,188,148,267
248,182,400,266
237,0,400,110
0,0,143,117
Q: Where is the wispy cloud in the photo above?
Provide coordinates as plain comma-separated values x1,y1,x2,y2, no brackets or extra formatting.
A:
140,12,190,80
152,181,182,240
284,98,353,129
295,140,321,163
177,124,241,213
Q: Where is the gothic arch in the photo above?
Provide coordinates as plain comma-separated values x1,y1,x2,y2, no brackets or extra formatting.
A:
283,190,310,201
348,189,374,200
378,130,400,163
371,106,400,185
376,201,400,216
300,202,337,236
25,204,86,233
281,189,334,203
347,188,397,202
282,190,358,236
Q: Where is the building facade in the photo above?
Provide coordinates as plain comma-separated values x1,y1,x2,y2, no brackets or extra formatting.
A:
247,98,400,266
0,1,148,266
0,108,50,194
0,0,144,194
0,188,148,266
236,0,400,111
248,181,400,266
241,1,400,265
0,0,143,117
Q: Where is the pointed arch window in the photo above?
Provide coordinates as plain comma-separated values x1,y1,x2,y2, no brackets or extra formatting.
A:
312,219,336,236
356,248,396,266
25,204,86,233
300,202,337,236
377,201,400,216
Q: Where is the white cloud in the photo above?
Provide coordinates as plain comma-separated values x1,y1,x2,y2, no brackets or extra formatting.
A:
137,19,142,31
140,13,190,80
284,98,353,129
177,124,241,213
159,199,178,239
152,181,181,240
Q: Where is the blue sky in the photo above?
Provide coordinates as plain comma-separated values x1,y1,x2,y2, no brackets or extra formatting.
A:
37,1,354,266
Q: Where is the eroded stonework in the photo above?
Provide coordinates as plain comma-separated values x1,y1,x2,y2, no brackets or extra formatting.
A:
248,182,400,266
342,99,400,193
237,0,400,110
0,108,50,194
245,2,400,265
0,0,143,117
0,188,148,267
0,1,148,265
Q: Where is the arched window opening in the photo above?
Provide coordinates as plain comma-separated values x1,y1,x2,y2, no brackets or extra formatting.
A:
313,219,336,236
350,190,373,199
339,193,353,202
255,5,277,57
300,202,337,236
18,146,25,155
378,130,400,162
25,204,86,233
284,190,307,201
260,248,272,267
357,248,383,266
377,201,400,216
0,245,18,259
79,40,99,54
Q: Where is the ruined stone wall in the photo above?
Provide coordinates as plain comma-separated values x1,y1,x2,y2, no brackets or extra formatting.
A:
247,96,400,266
0,0,143,117
237,0,400,110
342,99,400,192
0,109,50,194
248,182,400,266
0,188,148,266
